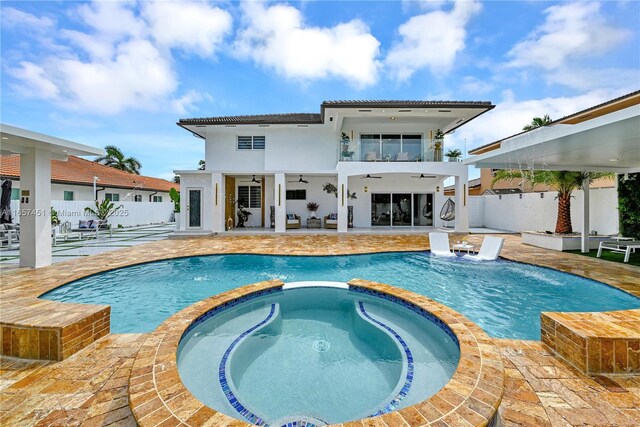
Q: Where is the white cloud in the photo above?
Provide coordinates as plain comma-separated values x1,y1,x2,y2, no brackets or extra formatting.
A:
5,1,230,115
7,61,59,99
507,2,631,70
233,2,381,87
453,90,625,154
459,76,494,96
386,0,482,80
172,90,213,115
1,7,55,32
142,1,232,56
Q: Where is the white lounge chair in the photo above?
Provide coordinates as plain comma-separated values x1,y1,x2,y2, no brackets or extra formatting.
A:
463,236,504,261
428,232,455,257
598,240,640,263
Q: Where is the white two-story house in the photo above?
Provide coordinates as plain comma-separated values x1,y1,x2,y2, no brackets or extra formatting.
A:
174,100,494,234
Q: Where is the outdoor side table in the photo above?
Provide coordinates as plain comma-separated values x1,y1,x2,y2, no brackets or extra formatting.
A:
307,218,321,228
453,243,475,253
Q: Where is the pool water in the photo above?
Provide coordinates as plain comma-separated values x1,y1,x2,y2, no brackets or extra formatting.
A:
42,252,640,339
177,286,459,425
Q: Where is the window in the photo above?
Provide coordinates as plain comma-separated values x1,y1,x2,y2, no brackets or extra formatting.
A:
134,195,142,202
105,193,120,201
286,189,306,200
360,134,422,161
11,188,20,200
63,191,74,201
153,195,163,202
237,186,261,208
237,136,266,150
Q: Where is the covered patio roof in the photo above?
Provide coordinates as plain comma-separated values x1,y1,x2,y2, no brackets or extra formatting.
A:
1,123,103,268
464,91,640,253
465,91,640,173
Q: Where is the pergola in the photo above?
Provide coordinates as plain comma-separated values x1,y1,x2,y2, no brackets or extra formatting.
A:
0,124,104,268
465,91,640,252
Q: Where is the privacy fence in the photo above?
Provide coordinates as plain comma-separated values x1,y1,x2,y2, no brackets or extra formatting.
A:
9,200,175,228
468,187,618,235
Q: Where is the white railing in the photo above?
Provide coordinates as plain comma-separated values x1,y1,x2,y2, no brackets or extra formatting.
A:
9,200,175,228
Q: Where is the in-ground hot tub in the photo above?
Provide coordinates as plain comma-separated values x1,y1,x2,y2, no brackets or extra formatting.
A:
177,282,460,425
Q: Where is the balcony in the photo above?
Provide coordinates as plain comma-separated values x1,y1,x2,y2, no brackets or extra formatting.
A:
338,136,445,162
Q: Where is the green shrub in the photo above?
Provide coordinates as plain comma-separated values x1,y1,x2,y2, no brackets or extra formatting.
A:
618,173,640,239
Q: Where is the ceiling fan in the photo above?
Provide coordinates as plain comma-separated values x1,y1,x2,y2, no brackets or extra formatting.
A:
411,174,436,179
288,175,309,184
239,175,261,183
361,174,382,179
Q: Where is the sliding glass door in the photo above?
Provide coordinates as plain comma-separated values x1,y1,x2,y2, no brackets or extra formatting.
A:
371,193,433,226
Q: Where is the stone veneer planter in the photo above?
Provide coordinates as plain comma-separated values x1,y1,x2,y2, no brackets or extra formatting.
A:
522,231,612,251
128,279,504,427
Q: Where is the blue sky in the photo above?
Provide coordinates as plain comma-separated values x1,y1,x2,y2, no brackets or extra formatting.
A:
2,0,639,181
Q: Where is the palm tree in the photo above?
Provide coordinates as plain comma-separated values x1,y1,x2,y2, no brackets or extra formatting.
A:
172,175,180,184
522,115,552,131
95,145,142,174
494,113,612,233
492,170,611,234
198,160,205,170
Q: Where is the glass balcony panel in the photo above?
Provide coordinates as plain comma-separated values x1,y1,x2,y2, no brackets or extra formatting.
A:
381,134,401,161
361,134,380,161
402,135,421,161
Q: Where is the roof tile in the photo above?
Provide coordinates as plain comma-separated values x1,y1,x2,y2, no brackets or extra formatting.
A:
0,155,178,192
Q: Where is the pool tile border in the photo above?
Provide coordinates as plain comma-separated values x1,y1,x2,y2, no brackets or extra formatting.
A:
128,278,504,427
356,301,415,416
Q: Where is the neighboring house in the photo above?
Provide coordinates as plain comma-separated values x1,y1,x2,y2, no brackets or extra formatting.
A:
444,171,614,196
0,155,178,202
174,100,495,234
444,178,482,196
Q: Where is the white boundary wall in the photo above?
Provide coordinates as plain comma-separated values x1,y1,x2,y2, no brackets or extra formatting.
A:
468,188,618,234
9,200,174,228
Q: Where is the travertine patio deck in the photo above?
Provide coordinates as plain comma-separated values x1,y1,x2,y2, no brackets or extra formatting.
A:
1,233,639,426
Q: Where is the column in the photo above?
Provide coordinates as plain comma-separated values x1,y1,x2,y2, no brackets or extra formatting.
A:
212,173,224,233
274,173,286,233
337,173,348,232
19,148,52,268
581,177,590,253
454,169,469,233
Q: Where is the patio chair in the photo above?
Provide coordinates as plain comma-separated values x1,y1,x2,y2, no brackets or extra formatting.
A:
428,232,455,257
285,214,301,229
324,214,338,229
597,240,640,263
463,236,504,261
0,224,20,249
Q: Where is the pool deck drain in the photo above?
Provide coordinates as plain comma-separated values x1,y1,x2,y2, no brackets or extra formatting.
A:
0,233,638,426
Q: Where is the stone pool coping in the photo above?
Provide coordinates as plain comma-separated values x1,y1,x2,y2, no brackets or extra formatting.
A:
1,234,638,372
128,278,504,427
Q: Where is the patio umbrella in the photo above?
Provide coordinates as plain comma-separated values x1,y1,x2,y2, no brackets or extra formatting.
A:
0,180,12,224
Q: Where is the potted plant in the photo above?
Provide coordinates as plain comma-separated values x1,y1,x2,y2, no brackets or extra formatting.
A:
433,129,445,161
340,132,355,161
84,199,123,229
169,188,180,226
445,149,462,162
306,202,319,218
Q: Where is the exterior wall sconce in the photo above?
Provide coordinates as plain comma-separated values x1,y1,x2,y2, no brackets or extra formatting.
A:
519,194,523,199
364,186,368,193
436,186,440,192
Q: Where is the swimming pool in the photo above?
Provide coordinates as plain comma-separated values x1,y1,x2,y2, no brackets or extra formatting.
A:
177,284,460,425
42,252,639,339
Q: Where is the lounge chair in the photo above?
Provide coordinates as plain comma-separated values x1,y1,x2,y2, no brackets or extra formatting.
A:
428,232,455,257
463,236,504,261
597,240,640,263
